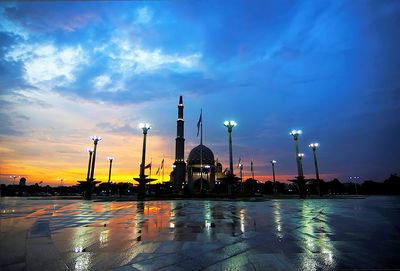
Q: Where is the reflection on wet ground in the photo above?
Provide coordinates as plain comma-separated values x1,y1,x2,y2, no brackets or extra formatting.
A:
1,197,400,270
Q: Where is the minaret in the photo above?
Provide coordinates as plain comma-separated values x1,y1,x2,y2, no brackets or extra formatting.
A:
173,96,186,190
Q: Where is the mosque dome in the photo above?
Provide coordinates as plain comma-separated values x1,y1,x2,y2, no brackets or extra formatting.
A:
188,144,215,165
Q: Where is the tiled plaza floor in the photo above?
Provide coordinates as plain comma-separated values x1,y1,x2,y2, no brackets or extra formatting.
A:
1,197,400,270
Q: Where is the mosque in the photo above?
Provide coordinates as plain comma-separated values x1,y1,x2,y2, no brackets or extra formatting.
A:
170,96,225,192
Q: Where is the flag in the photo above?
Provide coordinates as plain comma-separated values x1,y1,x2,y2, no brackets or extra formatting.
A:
196,110,202,137
160,158,164,169
237,157,242,169
144,162,151,169
156,167,160,175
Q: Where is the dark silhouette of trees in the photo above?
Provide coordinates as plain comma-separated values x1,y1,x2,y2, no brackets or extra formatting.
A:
243,178,259,194
328,178,344,194
361,180,384,194
383,174,400,195
1,173,399,197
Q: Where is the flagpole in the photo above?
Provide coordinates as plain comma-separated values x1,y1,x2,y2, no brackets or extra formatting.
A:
237,157,243,193
200,108,203,145
162,156,165,182
200,109,203,192
240,165,243,193
196,109,204,192
150,158,152,178
251,160,255,195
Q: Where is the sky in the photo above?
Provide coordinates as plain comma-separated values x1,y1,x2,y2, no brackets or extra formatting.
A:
0,1,399,186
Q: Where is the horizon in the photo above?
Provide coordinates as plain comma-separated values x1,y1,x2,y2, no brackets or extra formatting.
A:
3,174,395,188
1,1,399,186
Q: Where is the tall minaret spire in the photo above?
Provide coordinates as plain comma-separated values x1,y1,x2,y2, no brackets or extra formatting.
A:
173,95,186,190
176,96,184,161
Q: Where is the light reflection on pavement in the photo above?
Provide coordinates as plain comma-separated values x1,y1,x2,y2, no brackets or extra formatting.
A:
1,197,400,270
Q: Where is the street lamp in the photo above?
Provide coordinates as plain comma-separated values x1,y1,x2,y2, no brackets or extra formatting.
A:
349,176,360,195
84,136,101,200
309,143,322,196
205,165,210,191
89,136,102,182
86,148,93,182
57,178,63,195
270,160,277,194
239,163,243,192
9,175,18,185
290,130,303,179
224,120,237,197
139,123,151,178
107,156,114,196
137,123,151,199
224,120,237,175
298,153,305,178
309,143,320,180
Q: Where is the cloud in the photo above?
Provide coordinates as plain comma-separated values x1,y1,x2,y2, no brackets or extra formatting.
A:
53,35,204,102
3,5,100,33
108,37,202,75
0,31,27,91
135,7,153,24
6,43,87,86
96,122,138,135
0,112,22,136
0,146,14,153
93,74,112,90
127,48,201,73
15,113,30,120
9,90,52,108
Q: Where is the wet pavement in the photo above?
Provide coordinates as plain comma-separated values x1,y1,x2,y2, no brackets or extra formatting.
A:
1,197,400,271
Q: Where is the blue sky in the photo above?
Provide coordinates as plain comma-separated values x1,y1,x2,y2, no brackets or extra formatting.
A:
0,1,399,184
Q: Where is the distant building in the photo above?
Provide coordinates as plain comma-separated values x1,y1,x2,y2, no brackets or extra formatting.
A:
171,96,224,192
19,177,26,186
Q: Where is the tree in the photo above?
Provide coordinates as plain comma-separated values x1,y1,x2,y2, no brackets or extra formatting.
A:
328,178,344,194
384,174,400,194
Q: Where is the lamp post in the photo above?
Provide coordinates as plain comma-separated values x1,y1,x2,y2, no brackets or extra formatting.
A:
309,143,322,196
290,130,303,179
200,164,203,192
224,121,237,175
270,160,277,194
86,148,93,182
86,136,101,200
298,153,305,177
57,178,63,195
139,123,151,178
309,143,320,180
9,175,18,185
239,163,243,192
107,156,114,196
205,165,210,191
138,123,151,199
224,120,237,197
9,175,19,195
89,136,102,182
349,176,360,195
